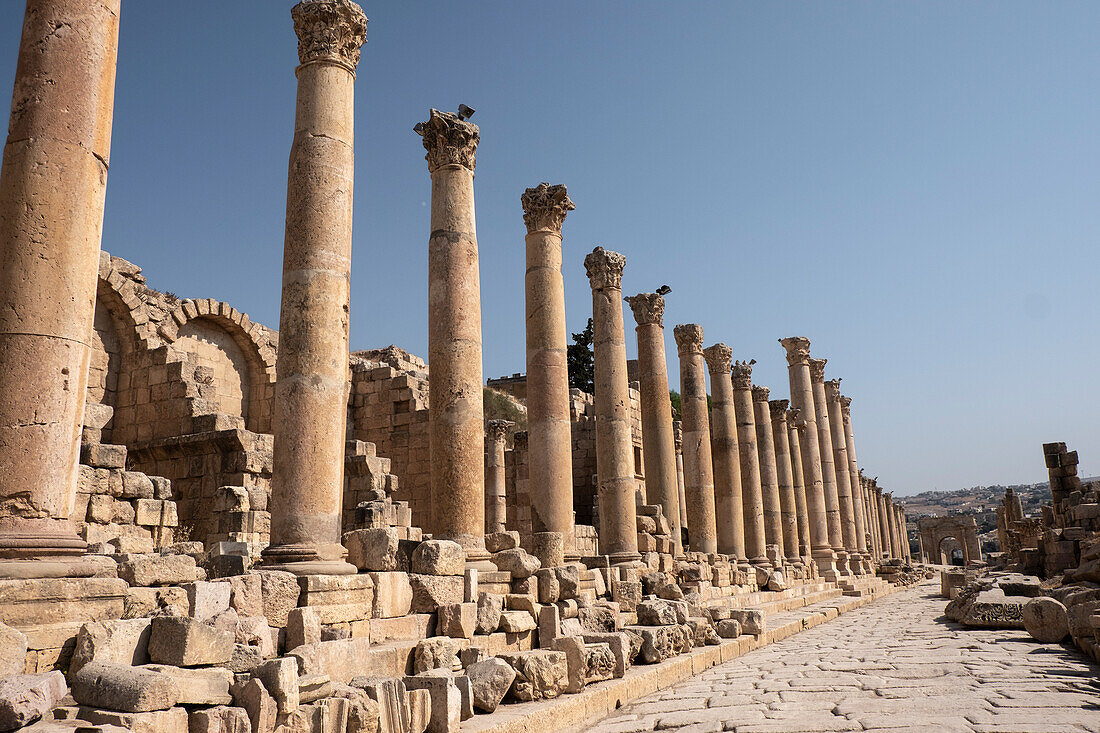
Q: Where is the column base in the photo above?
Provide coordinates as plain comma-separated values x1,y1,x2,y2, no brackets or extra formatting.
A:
834,550,853,577
261,543,357,576
0,554,116,580
811,549,839,582
608,552,643,568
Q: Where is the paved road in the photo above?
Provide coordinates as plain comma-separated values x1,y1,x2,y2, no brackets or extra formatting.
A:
587,580,1100,733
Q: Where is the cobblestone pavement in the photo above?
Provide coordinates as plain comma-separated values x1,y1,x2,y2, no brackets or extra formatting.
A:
587,580,1100,733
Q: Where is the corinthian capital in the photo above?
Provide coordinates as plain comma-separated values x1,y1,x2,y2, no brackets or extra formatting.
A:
292,0,368,71
787,406,803,428
521,183,574,234
751,385,770,403
584,247,626,290
418,109,479,172
769,399,789,421
673,324,704,354
808,358,827,382
625,293,665,327
702,343,732,374
486,419,514,443
779,336,811,366
673,420,683,449
731,359,755,390
840,395,852,415
824,378,842,400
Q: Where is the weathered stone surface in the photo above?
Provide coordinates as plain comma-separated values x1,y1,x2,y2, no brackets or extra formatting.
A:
1022,596,1070,643
436,603,477,639
183,581,231,622
766,570,788,591
625,625,676,664
535,568,560,604
117,555,197,587
256,570,300,628
328,684,380,733
407,688,430,733
296,574,374,625
228,644,264,674
499,610,537,634
255,658,298,716
0,672,66,731
77,707,189,733
498,650,567,701
491,549,541,580
71,662,179,713
187,705,250,733
298,674,332,705
235,617,275,659
410,540,465,576
147,617,234,667
555,566,580,600
409,574,463,613
350,677,408,733
476,592,503,635
70,620,150,676
581,632,630,678
996,573,1043,597
234,678,275,733
403,673,460,733
141,665,231,706
484,532,520,553
344,528,404,572
961,590,1027,629
578,605,617,633
466,658,515,713
226,574,263,618
729,609,765,635
286,607,322,651
637,599,677,626
551,637,587,694
611,580,642,612
368,572,413,618
583,642,616,685
413,637,467,674
0,622,27,677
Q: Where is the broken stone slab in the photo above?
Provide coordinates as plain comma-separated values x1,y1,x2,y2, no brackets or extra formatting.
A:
583,642,616,685
187,705,250,733
1023,596,1070,643
580,632,630,678
117,555,197,587
550,637,587,694
436,603,477,639
182,581,231,621
476,592,503,635
996,573,1043,597
465,658,515,713
0,622,28,677
298,674,333,705
234,616,275,659
76,707,188,733
344,528,403,572
147,617,234,667
535,568,560,604
484,531,520,554
578,605,618,633
961,590,1027,629
0,672,67,732
71,662,179,713
403,673,461,733
636,599,678,626
227,644,264,674
766,570,788,591
409,574,463,613
556,566,580,600
254,657,298,716
728,609,765,635
407,688,430,733
369,572,414,618
140,665,232,706
225,574,263,618
286,607,322,651
413,637,468,674
623,625,676,664
327,684,381,733
490,549,540,579
232,678,275,733
411,540,465,576
349,677,408,733
611,580,642,612
498,610,537,634
498,650,567,702
256,570,300,628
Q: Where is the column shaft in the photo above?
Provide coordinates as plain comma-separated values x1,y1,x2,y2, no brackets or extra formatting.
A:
0,0,120,572
485,420,512,534
522,184,576,557
673,325,718,554
731,362,766,563
788,418,812,558
824,380,859,561
674,421,688,536
753,387,784,560
702,344,745,560
585,248,639,563
770,401,800,562
809,359,847,572
877,487,891,558
628,295,682,556
884,492,898,558
264,0,367,575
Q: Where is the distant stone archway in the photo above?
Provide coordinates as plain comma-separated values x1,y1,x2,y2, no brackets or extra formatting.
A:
919,516,982,565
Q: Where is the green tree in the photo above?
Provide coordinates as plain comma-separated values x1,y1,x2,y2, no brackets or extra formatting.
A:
567,318,594,393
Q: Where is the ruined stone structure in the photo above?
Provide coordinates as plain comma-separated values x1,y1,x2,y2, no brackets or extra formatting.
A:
919,516,981,565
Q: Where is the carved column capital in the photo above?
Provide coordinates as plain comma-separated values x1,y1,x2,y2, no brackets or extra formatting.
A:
751,385,770,403
840,395,852,415
292,0,368,71
673,324,704,354
731,360,755,390
769,399,789,421
625,293,665,327
584,247,626,290
521,183,574,234
823,378,842,400
417,109,479,173
702,343,732,374
779,336,811,366
787,407,803,428
673,420,683,449
808,357,827,383
486,419,514,443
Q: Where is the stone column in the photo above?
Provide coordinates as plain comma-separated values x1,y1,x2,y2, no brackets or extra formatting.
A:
522,183,576,558
731,361,767,564
770,401,800,563
823,379,859,571
779,338,838,579
702,344,745,561
262,0,367,575
627,293,682,556
417,108,488,565
674,421,688,536
884,492,898,559
752,386,784,561
876,484,891,559
861,473,879,561
897,506,910,562
673,325,718,555
585,247,639,564
787,411,813,560
809,358,848,575
485,420,513,534
839,395,869,565
0,0,119,576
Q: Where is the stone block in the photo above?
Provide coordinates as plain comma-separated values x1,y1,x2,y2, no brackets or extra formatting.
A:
228,644,264,674
234,679,275,733
538,604,561,649
484,532,520,553
637,599,677,626
578,605,617,633
535,569,560,603
71,662,178,713
624,625,676,664
327,684,380,733
403,673,460,733
234,617,275,658
296,574,375,624
491,549,540,579
286,608,322,651
298,674,333,705
365,572,412,619
410,540,465,576
254,658,298,715
497,650,567,701
583,641,616,685
476,592,503,635
0,672,67,731
77,707,188,733
0,622,28,677
961,591,1027,629
82,444,126,469
499,611,536,634
187,705,250,733
466,657,515,713
140,665,231,706
728,609,765,635
183,581,231,621
556,566,580,600
412,637,467,674
436,603,477,639
407,688,430,733
611,580,642,612
580,632,630,678
147,617,233,667
119,472,154,500
344,528,409,573
226,573,263,618
256,570,300,628
350,677,408,733
118,555,197,587
551,636,587,693
1022,596,1069,642
530,532,564,568
409,575,463,613
71,619,152,675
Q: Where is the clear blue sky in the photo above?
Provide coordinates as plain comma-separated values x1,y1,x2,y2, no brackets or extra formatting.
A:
3,2,1098,495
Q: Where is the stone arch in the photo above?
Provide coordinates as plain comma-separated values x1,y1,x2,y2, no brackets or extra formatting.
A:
88,269,151,443
938,536,963,565
919,516,982,566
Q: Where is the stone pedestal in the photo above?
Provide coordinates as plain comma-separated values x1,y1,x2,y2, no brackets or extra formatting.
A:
584,248,639,565
485,420,513,535
673,325,718,555
787,411,813,561
809,358,849,576
824,379,860,572
263,0,367,576
839,395,870,571
0,0,119,577
731,361,766,564
627,294,681,556
702,344,744,560
779,338,838,580
417,108,489,567
770,401,800,563
522,183,577,559
752,387,784,561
